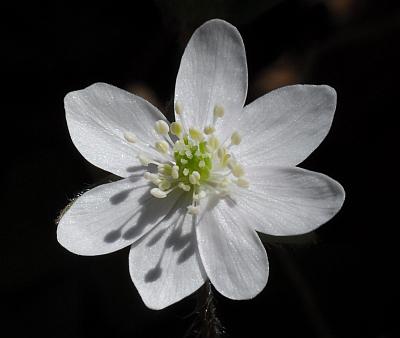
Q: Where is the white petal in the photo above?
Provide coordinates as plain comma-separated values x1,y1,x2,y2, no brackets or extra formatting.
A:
129,207,207,310
175,19,247,131
57,176,182,255
232,166,345,236
196,196,269,300
232,85,337,166
65,83,168,177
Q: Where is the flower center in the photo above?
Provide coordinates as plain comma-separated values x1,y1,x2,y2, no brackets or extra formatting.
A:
173,136,212,184
123,104,249,215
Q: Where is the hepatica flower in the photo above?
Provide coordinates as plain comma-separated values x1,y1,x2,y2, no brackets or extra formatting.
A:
58,19,345,309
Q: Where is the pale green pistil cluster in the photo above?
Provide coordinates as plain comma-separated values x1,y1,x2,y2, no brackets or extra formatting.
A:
123,104,249,215
174,137,212,183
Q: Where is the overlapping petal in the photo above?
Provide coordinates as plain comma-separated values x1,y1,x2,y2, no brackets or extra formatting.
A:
65,83,168,177
175,19,247,131
229,85,337,167
230,166,345,236
129,205,207,310
57,176,182,255
196,196,269,300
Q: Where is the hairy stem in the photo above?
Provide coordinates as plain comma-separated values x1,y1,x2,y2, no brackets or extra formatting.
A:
184,280,225,338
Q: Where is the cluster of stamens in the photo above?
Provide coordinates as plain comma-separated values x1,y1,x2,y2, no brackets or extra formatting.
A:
123,103,249,215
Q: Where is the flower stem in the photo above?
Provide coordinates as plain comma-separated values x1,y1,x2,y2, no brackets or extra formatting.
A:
184,280,225,338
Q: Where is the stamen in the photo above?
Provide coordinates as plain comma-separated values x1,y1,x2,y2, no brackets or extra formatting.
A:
230,131,241,145
187,205,199,215
178,182,191,192
124,131,137,143
154,120,169,135
193,190,207,201
144,172,161,185
170,122,183,137
175,102,183,115
231,163,245,177
189,127,204,142
138,154,151,166
189,171,201,185
185,150,193,159
158,164,172,176
183,168,189,176
217,148,231,167
204,125,215,135
235,177,250,188
199,160,205,168
155,141,169,154
213,105,225,118
158,180,171,191
217,147,226,159
150,188,167,198
207,135,220,152
171,165,179,179
174,139,185,153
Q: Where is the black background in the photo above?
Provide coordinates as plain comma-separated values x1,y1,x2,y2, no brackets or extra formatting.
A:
1,1,399,337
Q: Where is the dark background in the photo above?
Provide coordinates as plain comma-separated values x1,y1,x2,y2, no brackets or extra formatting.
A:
1,1,398,337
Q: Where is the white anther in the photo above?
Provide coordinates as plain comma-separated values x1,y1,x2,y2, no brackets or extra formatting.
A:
189,127,204,142
144,172,161,185
155,141,169,154
124,131,137,143
150,188,167,198
230,131,241,145
199,160,205,168
235,177,250,188
213,105,224,118
158,180,171,191
189,171,201,185
231,163,245,177
180,158,188,165
172,165,179,179
208,135,220,152
158,164,172,176
219,178,231,188
204,125,215,135
183,168,189,176
173,140,185,152
178,182,191,192
175,102,183,115
185,150,193,159
138,154,151,166
227,158,235,169
154,120,169,135
217,148,231,167
187,205,199,215
193,189,206,201
217,147,225,159
170,122,183,136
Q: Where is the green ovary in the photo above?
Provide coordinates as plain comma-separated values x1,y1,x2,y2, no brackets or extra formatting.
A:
174,140,212,184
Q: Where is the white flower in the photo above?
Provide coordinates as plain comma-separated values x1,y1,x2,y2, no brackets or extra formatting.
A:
58,19,345,310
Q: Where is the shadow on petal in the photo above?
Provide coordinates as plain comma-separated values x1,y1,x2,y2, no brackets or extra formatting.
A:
141,203,198,283
145,264,163,283
103,229,123,243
